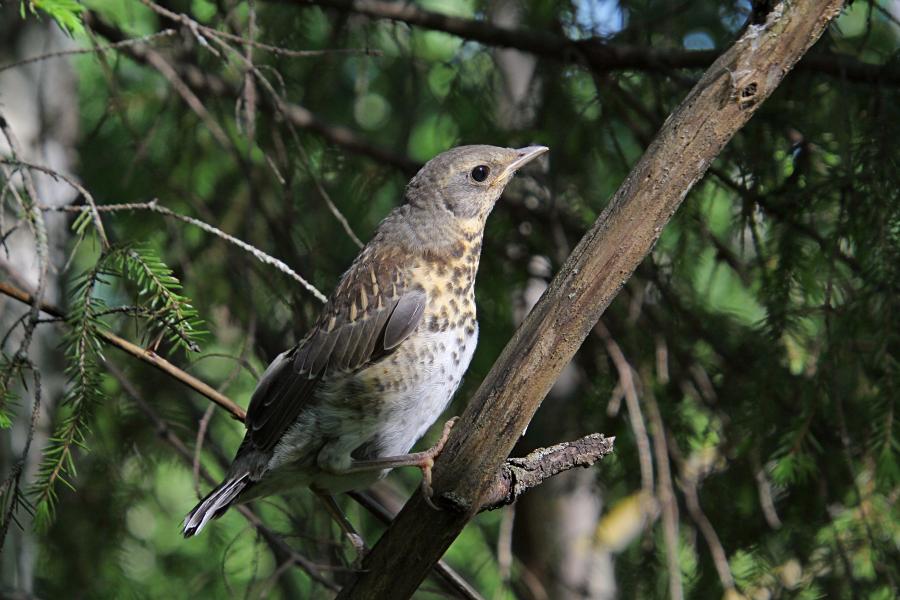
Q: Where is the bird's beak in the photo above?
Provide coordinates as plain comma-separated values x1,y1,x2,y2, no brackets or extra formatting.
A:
498,145,549,181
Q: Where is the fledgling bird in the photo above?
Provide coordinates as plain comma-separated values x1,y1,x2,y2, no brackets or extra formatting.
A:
182,144,549,537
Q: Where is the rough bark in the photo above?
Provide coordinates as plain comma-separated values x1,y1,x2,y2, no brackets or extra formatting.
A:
335,1,845,598
480,434,615,511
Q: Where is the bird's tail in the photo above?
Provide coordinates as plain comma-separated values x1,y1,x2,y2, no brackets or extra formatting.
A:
182,474,251,537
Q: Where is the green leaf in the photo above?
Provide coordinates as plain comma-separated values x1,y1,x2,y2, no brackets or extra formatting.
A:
22,0,85,35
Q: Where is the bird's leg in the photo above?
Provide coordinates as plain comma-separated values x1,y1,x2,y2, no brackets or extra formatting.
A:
344,417,459,509
312,488,368,571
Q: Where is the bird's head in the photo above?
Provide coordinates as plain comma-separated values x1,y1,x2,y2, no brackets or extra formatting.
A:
405,145,548,223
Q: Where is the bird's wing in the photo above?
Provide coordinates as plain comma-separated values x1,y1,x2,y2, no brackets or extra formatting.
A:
244,248,426,453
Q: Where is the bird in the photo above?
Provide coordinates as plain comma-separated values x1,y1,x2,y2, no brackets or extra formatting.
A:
182,144,549,537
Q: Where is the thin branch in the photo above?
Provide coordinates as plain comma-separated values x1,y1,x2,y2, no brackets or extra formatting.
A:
595,322,654,494
90,14,400,249
643,380,683,600
677,450,737,594
292,135,364,248
242,0,258,144
236,44,369,248
139,0,403,200
0,115,49,417
131,4,375,249
87,15,419,174
0,30,177,73
277,100,419,173
140,0,378,59
192,404,216,498
750,448,783,529
140,48,234,152
43,200,327,303
1,158,109,249
236,506,340,592
496,505,514,592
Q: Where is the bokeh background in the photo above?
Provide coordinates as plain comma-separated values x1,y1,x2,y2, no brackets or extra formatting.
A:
1,0,898,598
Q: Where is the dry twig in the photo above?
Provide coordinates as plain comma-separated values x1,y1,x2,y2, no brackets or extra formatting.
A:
0,30,177,73
43,200,327,303
595,322,653,494
643,376,683,600
1,158,109,249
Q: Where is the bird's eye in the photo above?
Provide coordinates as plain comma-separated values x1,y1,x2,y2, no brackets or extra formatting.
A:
471,165,490,182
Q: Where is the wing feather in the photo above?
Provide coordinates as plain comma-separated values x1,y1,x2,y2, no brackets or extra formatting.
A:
348,317,379,367
306,328,339,375
242,251,425,454
336,322,364,371
384,290,426,350
248,366,317,452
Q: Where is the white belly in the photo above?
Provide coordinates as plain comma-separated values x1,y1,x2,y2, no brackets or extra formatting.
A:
372,323,478,457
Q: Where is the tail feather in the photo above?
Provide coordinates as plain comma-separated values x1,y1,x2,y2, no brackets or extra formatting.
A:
182,474,251,537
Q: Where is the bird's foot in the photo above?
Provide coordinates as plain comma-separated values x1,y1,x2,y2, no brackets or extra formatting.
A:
418,417,459,510
343,416,460,509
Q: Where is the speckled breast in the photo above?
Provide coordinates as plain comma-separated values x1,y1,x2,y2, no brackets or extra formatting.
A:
359,241,482,457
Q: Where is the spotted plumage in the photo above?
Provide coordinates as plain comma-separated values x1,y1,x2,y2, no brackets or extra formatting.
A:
183,144,548,537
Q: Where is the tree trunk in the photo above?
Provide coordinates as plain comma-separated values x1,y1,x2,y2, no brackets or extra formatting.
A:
0,10,78,592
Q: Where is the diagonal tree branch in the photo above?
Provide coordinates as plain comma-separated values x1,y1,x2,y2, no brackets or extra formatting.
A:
289,0,899,85
335,1,846,597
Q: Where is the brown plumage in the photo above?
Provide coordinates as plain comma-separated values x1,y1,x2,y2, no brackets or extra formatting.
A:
183,144,548,537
